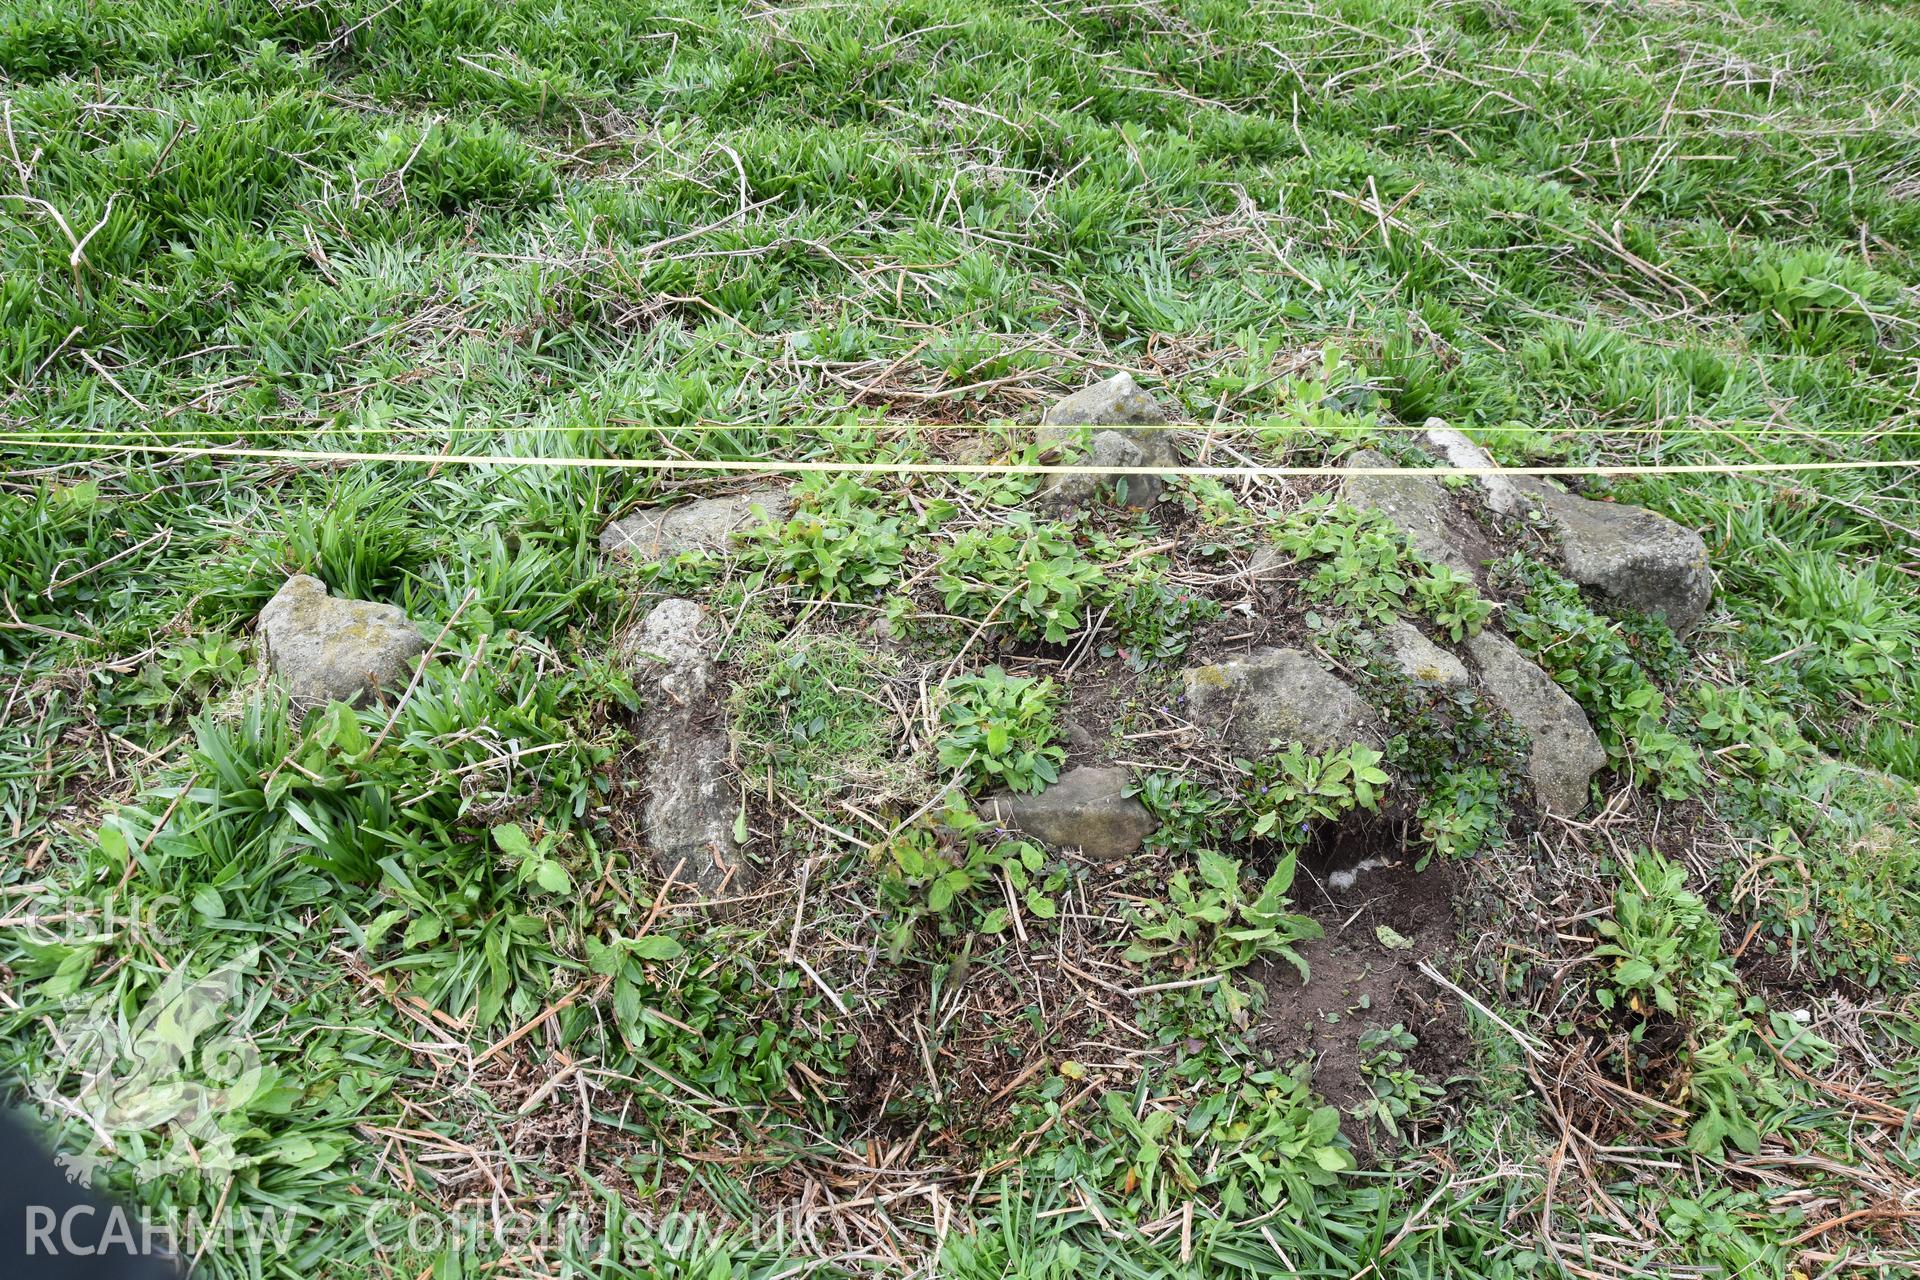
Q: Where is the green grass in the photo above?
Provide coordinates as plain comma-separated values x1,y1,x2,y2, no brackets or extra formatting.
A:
4,0,1920,1274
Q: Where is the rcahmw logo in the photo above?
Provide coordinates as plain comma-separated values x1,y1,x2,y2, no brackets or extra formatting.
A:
29,946,267,1191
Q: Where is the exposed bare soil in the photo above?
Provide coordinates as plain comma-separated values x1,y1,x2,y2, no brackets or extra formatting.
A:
1251,840,1471,1160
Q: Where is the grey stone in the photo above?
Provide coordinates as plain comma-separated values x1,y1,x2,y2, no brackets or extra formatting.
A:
1536,490,1713,633
257,574,426,706
980,766,1156,858
635,596,711,662
1421,422,1529,517
623,596,715,702
643,726,745,895
1181,647,1381,756
1035,427,1181,514
1338,449,1475,575
601,487,790,562
1422,421,1712,632
1035,373,1179,512
1465,631,1606,816
625,598,744,894
1247,545,1285,578
1379,620,1470,689
1041,371,1170,427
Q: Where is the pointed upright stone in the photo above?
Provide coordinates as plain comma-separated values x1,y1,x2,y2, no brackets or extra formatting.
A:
1042,372,1169,428
1035,373,1180,512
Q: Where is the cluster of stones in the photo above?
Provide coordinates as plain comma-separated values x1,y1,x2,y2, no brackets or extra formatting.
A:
251,375,1712,887
981,389,1712,865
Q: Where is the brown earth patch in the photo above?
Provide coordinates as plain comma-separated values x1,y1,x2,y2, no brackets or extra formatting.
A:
1249,838,1471,1161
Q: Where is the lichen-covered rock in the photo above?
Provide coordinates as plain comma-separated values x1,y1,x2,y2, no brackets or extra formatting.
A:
1423,422,1712,632
1042,371,1169,428
623,596,714,702
644,733,744,895
1182,647,1381,756
1535,491,1712,633
1379,620,1470,689
625,598,744,894
601,487,790,562
634,596,711,666
980,766,1156,858
1338,450,1475,575
1465,631,1606,816
257,574,426,705
1035,373,1179,512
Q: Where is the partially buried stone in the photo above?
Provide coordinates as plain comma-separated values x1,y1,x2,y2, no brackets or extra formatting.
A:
1180,647,1382,756
979,765,1157,858
1034,373,1180,512
601,487,790,563
1535,490,1713,633
1465,630,1606,816
257,574,426,706
1422,422,1712,632
1338,449,1475,576
624,598,746,894
1378,620,1470,690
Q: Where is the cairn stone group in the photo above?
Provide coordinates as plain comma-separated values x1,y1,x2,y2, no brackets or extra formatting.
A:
252,373,1714,888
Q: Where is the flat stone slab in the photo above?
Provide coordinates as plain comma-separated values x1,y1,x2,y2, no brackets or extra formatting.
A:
644,725,745,895
601,487,790,563
980,765,1157,858
258,574,426,706
625,598,744,894
622,596,714,702
1465,631,1606,816
1379,620,1470,689
1182,647,1382,756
